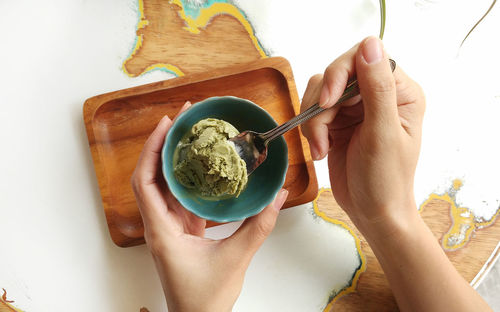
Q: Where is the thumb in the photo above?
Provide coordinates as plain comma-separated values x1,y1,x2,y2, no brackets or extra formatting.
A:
356,37,398,128
223,189,289,262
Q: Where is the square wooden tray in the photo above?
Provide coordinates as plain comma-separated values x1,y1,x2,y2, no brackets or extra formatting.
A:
84,57,318,247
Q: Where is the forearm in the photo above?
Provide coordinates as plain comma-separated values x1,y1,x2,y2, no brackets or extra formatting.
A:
363,206,491,312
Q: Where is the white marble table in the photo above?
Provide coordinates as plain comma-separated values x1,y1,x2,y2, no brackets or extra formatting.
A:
1,0,499,311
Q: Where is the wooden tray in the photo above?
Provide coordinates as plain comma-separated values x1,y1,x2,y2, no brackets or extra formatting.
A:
84,57,318,247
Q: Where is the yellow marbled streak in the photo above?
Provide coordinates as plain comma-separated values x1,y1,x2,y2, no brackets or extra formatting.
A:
420,179,500,251
1,289,24,312
312,188,367,311
122,0,266,77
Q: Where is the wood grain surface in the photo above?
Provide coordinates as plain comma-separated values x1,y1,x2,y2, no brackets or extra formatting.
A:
84,57,318,247
315,189,500,311
0,289,21,312
123,0,266,77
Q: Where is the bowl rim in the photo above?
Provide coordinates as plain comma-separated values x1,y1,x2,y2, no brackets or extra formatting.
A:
161,96,288,222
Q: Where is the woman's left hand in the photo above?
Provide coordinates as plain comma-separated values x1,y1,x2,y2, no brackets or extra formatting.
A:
131,102,288,312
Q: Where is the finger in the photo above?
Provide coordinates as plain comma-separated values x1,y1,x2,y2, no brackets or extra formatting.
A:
134,115,173,187
173,101,191,123
355,36,399,129
319,43,359,108
300,74,323,114
331,101,364,131
303,108,339,160
300,45,359,160
165,190,207,236
222,189,289,263
132,101,192,226
300,74,335,160
393,68,426,137
134,101,191,189
132,115,173,225
394,67,424,110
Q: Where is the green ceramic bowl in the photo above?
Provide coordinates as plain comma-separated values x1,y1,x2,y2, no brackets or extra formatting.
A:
162,96,288,223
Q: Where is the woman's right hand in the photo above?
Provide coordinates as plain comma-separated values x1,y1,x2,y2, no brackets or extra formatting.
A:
301,36,492,312
300,36,426,238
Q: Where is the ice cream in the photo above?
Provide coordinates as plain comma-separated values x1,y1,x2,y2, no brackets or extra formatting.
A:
173,118,248,198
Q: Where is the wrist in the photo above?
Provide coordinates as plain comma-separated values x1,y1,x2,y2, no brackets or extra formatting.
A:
354,199,422,247
164,284,235,312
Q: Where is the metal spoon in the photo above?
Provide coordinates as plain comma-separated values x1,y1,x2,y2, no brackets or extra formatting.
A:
230,59,396,175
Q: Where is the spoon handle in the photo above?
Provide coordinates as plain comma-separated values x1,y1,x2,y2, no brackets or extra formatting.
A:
260,59,396,145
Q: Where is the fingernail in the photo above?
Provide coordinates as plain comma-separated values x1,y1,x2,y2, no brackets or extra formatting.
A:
310,145,319,160
319,85,330,108
274,189,289,211
362,37,383,64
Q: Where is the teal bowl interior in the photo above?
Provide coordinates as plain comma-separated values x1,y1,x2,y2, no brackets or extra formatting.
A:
162,96,288,223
